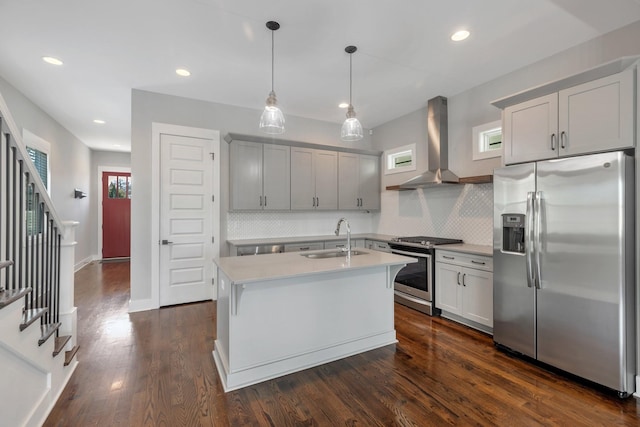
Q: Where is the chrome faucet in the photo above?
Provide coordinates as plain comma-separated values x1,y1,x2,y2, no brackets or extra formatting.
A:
335,217,351,258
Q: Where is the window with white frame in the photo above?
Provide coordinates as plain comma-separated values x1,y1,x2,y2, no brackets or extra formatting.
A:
384,143,417,175
23,129,51,190
23,130,51,235
472,120,502,161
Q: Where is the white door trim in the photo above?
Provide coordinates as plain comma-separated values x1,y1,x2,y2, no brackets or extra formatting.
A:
97,165,131,261
150,123,221,309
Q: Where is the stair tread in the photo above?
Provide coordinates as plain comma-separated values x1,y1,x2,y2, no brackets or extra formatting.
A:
20,307,49,331
64,345,79,366
0,287,31,309
53,335,71,357
38,322,61,346
0,260,14,269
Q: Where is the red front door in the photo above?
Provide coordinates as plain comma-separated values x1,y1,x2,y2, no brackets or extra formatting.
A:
102,172,131,258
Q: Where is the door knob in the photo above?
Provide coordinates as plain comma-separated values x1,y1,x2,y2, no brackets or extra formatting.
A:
161,240,173,245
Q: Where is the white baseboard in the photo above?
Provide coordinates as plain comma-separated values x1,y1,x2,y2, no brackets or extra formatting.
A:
74,255,96,272
128,298,158,313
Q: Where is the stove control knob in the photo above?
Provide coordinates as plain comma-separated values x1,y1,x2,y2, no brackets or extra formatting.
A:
421,240,430,246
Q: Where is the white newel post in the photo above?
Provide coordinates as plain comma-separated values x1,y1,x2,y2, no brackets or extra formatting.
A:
59,220,79,347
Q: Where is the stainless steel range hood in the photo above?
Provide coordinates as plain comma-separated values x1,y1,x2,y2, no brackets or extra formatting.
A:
398,96,459,189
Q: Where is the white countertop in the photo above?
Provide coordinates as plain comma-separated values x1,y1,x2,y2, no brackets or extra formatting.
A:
215,249,416,284
436,244,493,257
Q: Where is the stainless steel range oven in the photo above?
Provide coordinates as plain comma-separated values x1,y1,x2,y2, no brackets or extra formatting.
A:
389,236,462,316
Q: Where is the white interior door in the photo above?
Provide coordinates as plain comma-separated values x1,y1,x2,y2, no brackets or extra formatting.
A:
159,134,214,306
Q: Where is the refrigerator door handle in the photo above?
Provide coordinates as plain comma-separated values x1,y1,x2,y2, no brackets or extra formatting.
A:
525,191,535,288
534,191,543,289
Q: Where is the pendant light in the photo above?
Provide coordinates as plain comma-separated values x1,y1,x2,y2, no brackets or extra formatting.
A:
259,21,285,134
341,45,363,141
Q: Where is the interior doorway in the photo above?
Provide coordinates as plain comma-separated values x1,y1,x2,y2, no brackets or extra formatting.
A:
101,169,131,259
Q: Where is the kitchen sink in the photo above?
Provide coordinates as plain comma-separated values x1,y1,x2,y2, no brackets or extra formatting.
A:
301,250,367,259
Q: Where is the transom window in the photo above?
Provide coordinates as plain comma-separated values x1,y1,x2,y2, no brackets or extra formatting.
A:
108,174,132,199
472,120,502,160
385,143,417,175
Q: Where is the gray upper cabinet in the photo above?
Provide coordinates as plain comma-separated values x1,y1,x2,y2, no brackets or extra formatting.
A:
338,153,380,210
502,67,635,165
558,70,634,157
503,93,558,164
291,147,338,210
226,132,381,212
230,140,290,210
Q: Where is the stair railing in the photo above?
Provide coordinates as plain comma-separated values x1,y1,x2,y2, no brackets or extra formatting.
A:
0,92,66,339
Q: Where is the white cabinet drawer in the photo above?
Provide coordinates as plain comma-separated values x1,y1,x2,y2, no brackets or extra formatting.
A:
436,250,493,272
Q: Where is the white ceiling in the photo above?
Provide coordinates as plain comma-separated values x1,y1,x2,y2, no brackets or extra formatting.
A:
1,0,640,152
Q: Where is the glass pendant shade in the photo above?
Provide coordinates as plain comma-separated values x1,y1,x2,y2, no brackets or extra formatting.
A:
341,46,363,141
260,91,285,134
341,106,363,141
260,21,285,134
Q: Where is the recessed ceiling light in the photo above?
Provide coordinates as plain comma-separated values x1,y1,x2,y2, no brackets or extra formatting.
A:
113,144,121,147
451,30,470,42
176,68,191,77
93,119,106,124
42,56,63,66
338,102,349,109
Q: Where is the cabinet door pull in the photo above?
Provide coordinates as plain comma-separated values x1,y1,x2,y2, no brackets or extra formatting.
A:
316,197,319,207
471,260,486,265
264,196,267,207
550,133,556,151
560,131,567,149
259,195,263,206
299,247,310,251
443,255,455,260
462,273,466,286
457,272,461,285
312,197,316,207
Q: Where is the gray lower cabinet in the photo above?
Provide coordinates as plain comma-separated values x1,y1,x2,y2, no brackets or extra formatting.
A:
325,239,364,250
230,140,290,210
284,242,324,252
365,240,390,252
291,147,338,210
338,153,380,211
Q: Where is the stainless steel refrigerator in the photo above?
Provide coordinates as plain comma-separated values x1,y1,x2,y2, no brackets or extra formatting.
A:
493,151,635,397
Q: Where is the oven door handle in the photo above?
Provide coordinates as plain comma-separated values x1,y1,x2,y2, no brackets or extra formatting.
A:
390,248,431,258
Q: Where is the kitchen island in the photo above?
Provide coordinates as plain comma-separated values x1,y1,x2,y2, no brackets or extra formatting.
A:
213,249,415,391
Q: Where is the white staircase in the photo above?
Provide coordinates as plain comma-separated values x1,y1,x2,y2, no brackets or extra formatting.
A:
0,89,78,426
0,286,77,426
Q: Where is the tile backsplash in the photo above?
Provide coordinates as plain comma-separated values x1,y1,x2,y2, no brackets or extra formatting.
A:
374,183,493,245
227,183,493,246
227,211,376,240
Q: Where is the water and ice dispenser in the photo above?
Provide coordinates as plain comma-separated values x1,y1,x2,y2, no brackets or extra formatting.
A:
502,214,525,253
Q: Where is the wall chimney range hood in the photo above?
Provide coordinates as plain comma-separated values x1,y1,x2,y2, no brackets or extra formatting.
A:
397,96,460,189
386,95,492,190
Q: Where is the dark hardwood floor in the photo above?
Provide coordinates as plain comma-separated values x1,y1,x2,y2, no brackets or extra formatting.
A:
45,260,640,426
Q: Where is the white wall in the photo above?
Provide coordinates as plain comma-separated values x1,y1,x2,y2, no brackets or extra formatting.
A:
0,76,93,265
130,89,373,303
